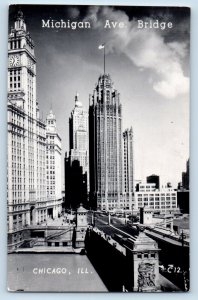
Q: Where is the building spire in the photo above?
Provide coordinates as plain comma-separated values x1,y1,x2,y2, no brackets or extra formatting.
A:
75,92,79,103
14,9,26,32
16,9,24,21
74,92,82,107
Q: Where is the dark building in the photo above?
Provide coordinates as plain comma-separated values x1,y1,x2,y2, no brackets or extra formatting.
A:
89,74,123,211
177,191,189,214
147,174,160,190
65,155,87,209
182,159,189,190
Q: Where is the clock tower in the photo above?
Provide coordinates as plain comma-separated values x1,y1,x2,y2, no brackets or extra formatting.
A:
8,10,36,98
7,10,47,250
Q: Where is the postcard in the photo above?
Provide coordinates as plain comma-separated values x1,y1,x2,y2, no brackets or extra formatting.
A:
7,4,190,292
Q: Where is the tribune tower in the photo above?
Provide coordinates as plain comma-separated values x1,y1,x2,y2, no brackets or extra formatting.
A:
89,74,123,211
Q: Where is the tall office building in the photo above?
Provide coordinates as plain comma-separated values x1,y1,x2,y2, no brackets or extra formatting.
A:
7,11,47,249
69,93,89,190
147,174,160,190
89,74,123,211
65,94,89,208
123,127,134,209
46,110,62,218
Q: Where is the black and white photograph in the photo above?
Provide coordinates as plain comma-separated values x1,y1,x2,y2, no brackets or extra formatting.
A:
7,4,190,292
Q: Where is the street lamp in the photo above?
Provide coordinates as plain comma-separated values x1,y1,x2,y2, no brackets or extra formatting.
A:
108,211,111,225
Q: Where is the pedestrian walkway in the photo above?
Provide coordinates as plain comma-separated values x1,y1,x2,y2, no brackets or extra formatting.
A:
41,214,74,227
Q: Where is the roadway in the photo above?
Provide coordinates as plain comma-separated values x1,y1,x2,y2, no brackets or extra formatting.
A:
87,212,138,239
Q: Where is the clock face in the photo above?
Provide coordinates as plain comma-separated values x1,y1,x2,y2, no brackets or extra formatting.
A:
9,55,20,67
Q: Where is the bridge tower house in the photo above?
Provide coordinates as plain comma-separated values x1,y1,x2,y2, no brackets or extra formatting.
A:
140,206,153,225
125,227,160,292
73,204,88,248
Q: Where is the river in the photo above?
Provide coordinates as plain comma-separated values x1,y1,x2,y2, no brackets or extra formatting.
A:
7,253,107,292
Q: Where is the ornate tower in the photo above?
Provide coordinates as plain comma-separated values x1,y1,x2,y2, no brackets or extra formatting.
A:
89,74,123,211
7,11,47,250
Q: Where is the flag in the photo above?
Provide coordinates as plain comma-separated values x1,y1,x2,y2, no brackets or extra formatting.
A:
98,44,105,49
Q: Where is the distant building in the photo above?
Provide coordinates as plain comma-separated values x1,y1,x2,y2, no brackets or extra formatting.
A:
147,175,160,190
123,127,134,209
182,159,189,190
134,183,178,213
69,93,89,190
46,110,62,218
89,74,123,211
178,182,183,190
177,190,189,214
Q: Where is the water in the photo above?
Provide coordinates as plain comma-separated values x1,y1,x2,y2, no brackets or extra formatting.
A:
7,253,107,292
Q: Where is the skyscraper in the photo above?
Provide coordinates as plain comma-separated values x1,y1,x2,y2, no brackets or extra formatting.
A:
123,127,134,209
7,11,47,249
89,74,123,211
65,94,89,208
69,93,89,190
46,109,62,218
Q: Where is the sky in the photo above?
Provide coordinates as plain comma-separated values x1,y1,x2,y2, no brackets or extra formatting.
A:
9,5,190,188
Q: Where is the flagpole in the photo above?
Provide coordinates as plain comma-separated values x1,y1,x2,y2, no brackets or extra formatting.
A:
99,44,106,75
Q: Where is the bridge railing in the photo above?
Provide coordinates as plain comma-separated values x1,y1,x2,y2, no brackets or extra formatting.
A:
46,226,73,240
145,227,189,246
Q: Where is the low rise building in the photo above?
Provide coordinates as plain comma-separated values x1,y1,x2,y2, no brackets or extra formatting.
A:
134,183,178,213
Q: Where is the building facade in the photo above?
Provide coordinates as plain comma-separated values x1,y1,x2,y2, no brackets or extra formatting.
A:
134,183,178,213
123,127,134,210
46,110,62,218
69,93,89,190
7,11,47,249
89,74,124,211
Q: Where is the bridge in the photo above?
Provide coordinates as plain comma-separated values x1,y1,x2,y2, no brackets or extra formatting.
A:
10,211,189,291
